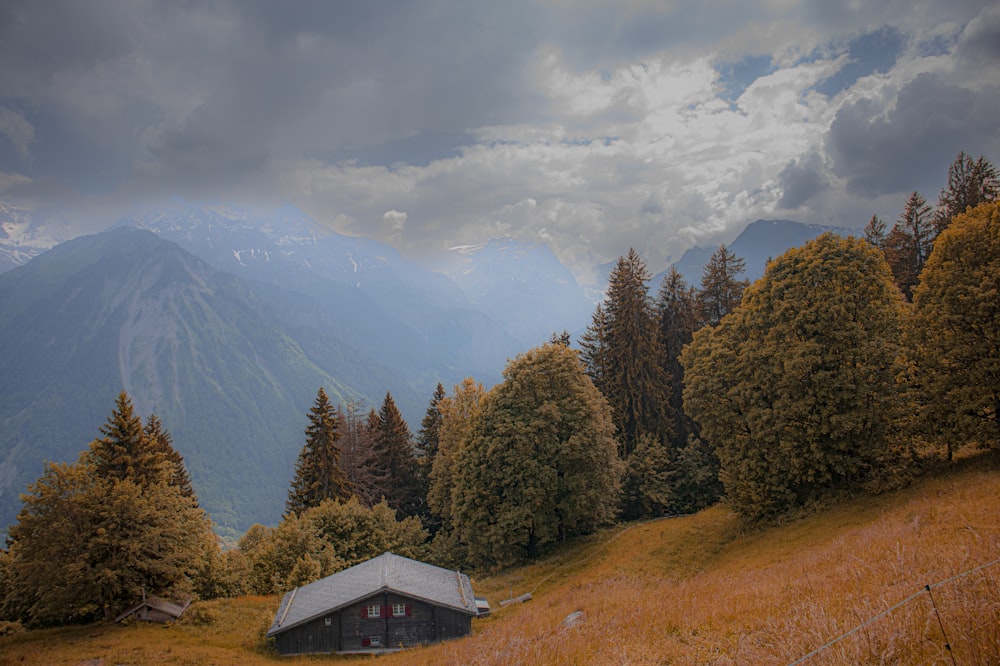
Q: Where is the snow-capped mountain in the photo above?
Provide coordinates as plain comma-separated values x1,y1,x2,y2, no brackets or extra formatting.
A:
119,205,467,308
0,204,69,273
119,205,524,396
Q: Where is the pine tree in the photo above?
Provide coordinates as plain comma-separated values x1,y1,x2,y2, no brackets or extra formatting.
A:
416,383,446,463
670,435,723,514
414,383,446,528
145,414,197,503
452,344,622,568
372,392,422,519
934,151,999,234
549,330,572,346
656,266,699,447
883,224,920,299
579,302,608,387
864,214,887,249
286,388,351,516
620,432,674,518
587,249,674,457
899,191,934,274
337,400,381,508
681,234,907,521
87,391,169,486
698,244,748,326
655,267,720,511
884,192,934,299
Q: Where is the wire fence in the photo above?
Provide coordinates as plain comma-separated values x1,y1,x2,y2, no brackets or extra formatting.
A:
788,556,1000,665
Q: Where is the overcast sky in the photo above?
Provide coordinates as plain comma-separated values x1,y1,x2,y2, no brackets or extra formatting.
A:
1,1,998,281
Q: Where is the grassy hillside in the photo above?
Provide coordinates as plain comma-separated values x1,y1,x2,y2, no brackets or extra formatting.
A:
2,449,997,665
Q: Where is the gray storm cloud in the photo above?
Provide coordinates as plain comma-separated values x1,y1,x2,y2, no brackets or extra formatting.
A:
0,0,997,277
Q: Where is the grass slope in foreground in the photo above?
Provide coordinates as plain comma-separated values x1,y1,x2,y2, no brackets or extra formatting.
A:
1,449,998,665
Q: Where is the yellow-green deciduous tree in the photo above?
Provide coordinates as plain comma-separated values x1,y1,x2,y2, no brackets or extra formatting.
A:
452,344,622,568
681,234,908,521
425,378,486,567
238,496,427,594
909,202,1000,455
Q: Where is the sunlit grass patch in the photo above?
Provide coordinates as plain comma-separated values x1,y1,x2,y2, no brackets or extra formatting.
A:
2,449,997,665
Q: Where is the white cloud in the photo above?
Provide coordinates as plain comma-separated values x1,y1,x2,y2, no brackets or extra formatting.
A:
0,107,34,160
2,1,997,282
0,170,32,192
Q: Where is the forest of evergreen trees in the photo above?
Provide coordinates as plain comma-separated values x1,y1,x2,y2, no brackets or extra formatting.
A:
1,151,997,629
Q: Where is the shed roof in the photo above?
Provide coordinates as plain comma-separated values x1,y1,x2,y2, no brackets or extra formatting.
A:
114,594,192,623
267,552,478,637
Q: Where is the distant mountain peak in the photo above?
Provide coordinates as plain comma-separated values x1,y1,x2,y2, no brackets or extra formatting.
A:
0,204,71,273
664,219,859,286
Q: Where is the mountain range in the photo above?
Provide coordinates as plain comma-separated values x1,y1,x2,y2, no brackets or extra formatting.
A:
0,205,856,537
666,219,858,286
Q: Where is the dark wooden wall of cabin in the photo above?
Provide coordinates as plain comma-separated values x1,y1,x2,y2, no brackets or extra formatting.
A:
435,605,473,642
274,592,474,655
273,612,340,655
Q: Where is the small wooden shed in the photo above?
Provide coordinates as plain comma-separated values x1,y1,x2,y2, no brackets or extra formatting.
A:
114,594,191,624
267,552,481,655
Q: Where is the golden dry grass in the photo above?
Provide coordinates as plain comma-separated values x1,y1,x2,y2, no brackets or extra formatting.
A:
2,448,998,665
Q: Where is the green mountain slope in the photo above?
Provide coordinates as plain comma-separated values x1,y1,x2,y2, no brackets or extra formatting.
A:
0,228,362,538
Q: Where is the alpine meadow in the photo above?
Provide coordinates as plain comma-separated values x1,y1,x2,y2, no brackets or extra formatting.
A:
2,2,1000,660
1,149,998,663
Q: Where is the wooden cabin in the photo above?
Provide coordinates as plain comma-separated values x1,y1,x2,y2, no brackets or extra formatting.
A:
266,552,482,655
114,594,191,624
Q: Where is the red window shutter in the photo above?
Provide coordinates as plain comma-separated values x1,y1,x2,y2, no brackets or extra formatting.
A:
405,603,412,617
361,606,368,619
382,605,390,618
362,638,371,647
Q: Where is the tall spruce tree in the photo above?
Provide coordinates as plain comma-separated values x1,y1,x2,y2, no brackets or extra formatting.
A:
899,191,934,275
883,224,920,299
414,383,446,528
579,302,608,387
682,234,907,521
934,151,999,234
698,244,748,326
656,266,699,447
372,392,422,519
286,388,351,516
337,400,382,508
585,249,673,457
416,383,446,463
145,414,196,503
864,214,887,249
884,191,935,299
655,267,721,513
87,391,169,486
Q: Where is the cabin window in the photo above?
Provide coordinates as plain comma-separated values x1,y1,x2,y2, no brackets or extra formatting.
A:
324,616,332,626
365,604,381,618
369,636,382,647
392,603,407,617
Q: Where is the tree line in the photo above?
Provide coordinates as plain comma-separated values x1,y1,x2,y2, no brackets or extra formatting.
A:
1,151,997,628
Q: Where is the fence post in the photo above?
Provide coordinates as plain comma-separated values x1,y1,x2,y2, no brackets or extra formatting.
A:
924,584,957,666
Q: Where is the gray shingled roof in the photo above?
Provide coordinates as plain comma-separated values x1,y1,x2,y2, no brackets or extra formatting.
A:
267,552,478,637
114,594,192,623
